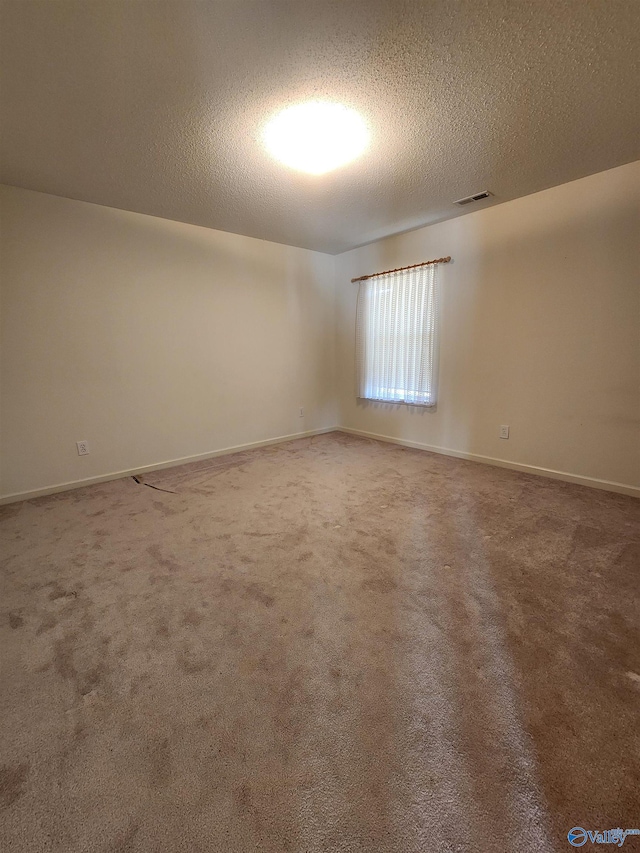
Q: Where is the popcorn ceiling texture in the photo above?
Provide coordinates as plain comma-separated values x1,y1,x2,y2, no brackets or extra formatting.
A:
0,0,638,253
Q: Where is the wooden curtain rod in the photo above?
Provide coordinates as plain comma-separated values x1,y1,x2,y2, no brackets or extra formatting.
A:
351,256,451,283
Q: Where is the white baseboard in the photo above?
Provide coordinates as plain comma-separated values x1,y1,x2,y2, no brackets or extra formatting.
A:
337,427,640,498
3,425,637,504
0,426,338,505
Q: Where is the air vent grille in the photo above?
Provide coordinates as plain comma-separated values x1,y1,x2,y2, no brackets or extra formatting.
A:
454,191,492,206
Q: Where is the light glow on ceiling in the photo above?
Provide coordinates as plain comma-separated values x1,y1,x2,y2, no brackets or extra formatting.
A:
263,101,369,175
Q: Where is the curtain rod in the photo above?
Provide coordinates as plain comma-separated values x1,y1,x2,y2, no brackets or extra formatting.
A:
351,256,451,283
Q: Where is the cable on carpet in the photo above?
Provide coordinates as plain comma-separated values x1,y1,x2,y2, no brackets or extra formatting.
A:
131,475,177,495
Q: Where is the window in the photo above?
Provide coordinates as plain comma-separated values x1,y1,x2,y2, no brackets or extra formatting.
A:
355,263,440,406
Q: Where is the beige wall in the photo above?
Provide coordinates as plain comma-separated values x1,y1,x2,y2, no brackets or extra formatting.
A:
2,162,638,501
336,161,640,491
0,186,337,499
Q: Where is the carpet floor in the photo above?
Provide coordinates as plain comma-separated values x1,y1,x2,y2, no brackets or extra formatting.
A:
1,432,639,852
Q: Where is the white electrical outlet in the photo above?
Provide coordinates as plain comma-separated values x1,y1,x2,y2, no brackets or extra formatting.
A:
76,440,90,456
299,407,304,418
499,425,510,439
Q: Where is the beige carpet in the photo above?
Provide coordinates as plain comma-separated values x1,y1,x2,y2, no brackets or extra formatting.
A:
1,432,639,852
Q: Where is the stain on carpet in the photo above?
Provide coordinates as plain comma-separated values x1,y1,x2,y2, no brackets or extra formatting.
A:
8,611,23,629
0,763,29,809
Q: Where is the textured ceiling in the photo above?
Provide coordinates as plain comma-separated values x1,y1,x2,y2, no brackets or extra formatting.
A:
1,0,638,254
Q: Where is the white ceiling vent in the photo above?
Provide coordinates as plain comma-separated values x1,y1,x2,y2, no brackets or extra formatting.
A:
453,190,492,206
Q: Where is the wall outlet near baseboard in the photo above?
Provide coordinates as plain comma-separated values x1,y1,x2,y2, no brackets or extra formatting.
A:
499,425,510,439
76,440,90,456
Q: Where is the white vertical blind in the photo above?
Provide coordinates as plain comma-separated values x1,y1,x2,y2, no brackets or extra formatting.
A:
355,264,439,406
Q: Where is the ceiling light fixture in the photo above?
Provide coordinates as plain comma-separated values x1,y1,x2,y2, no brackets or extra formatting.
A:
262,101,369,175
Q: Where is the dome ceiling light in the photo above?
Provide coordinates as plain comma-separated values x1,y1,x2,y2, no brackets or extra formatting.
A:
262,101,369,175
